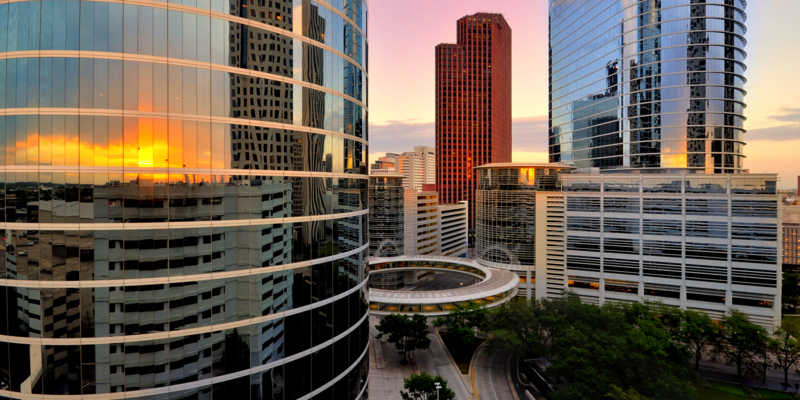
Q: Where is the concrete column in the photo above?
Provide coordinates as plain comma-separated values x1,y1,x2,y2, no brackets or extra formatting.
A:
527,270,532,300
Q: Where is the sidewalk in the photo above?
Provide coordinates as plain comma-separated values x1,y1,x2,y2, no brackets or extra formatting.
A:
368,315,474,400
697,354,800,393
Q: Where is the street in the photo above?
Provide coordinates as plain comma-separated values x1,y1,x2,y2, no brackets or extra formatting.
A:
473,347,517,400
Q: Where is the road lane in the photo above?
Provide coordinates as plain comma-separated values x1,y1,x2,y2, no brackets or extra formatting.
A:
473,347,515,400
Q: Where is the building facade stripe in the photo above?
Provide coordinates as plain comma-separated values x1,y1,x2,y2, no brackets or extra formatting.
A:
0,51,367,109
1,242,369,289
0,0,368,75
0,272,368,345
0,316,370,399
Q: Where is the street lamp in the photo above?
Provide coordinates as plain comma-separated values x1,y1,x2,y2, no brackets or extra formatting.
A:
434,382,441,400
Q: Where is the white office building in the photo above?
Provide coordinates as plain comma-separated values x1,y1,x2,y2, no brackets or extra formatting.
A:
475,164,782,329
561,173,781,329
439,202,469,257
371,146,435,191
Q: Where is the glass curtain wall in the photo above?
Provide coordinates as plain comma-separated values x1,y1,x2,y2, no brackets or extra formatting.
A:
549,0,748,173
475,165,570,268
0,0,369,399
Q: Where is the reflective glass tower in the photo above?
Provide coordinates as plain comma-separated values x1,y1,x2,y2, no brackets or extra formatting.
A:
549,0,748,173
436,12,512,230
0,0,369,398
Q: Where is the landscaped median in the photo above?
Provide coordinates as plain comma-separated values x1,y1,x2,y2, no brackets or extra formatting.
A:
438,329,485,375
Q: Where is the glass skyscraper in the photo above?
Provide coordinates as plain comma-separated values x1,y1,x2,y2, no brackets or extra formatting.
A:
549,0,747,173
0,0,369,398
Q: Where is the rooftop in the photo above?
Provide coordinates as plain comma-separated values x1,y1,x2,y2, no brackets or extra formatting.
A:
474,162,576,170
368,255,519,306
369,173,406,179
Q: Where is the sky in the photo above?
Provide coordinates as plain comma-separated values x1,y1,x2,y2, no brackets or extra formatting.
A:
367,0,800,189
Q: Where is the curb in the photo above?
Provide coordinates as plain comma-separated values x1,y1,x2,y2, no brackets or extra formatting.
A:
469,340,488,382
434,327,475,395
507,354,521,400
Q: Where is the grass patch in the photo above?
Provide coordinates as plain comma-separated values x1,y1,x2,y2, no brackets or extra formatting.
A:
709,381,750,398
695,388,749,400
696,380,795,400
439,332,485,375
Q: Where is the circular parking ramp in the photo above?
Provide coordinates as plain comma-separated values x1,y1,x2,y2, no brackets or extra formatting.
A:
368,256,519,316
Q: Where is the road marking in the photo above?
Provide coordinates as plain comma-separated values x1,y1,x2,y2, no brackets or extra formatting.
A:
489,353,500,400
472,368,479,400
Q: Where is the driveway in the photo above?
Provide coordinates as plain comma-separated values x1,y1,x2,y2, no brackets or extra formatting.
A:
473,347,516,400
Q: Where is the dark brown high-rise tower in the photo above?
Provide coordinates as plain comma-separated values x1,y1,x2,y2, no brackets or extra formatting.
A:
436,12,512,232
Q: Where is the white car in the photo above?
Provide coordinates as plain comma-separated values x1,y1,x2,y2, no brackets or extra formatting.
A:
18,251,27,256
27,240,34,246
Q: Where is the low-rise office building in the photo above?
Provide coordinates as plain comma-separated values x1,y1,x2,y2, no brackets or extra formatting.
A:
439,202,469,257
404,190,442,256
561,173,781,328
474,165,782,329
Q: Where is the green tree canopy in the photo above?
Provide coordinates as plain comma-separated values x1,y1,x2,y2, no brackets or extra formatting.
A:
714,308,769,381
484,298,550,358
433,302,488,348
376,313,431,363
768,323,800,387
604,385,649,400
783,272,800,313
545,301,693,400
400,372,455,400
678,308,718,371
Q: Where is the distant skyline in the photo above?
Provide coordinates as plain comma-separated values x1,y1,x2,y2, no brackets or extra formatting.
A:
368,0,800,189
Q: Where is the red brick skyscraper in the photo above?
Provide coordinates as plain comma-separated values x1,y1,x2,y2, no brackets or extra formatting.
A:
436,12,512,231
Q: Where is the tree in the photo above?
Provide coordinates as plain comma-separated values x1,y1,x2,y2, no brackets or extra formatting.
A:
784,272,800,313
484,299,549,358
376,313,431,364
604,385,649,400
783,316,800,338
545,300,693,400
433,302,487,349
768,325,800,387
679,308,718,370
538,293,582,350
400,372,455,400
714,309,769,381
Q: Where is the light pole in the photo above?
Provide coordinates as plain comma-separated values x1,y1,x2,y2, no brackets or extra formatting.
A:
434,382,441,400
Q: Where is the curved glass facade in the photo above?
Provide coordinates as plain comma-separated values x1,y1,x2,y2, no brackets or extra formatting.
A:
475,165,572,269
0,0,369,399
549,0,748,173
